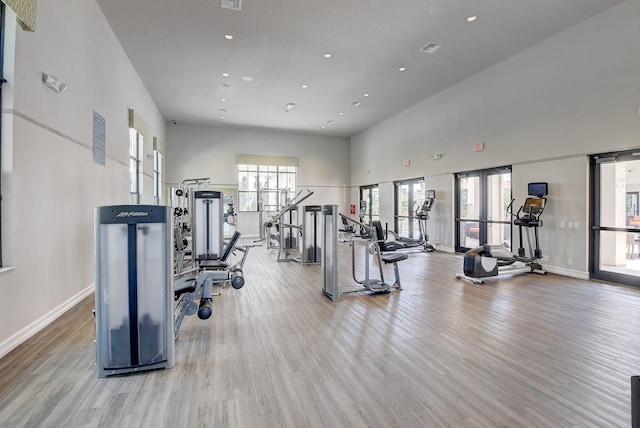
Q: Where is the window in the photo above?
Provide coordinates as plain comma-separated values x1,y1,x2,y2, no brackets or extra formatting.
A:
129,128,143,204
153,150,163,205
237,164,296,212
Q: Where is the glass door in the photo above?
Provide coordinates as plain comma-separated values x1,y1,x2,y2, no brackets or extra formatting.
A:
456,167,511,252
591,150,640,286
359,184,379,225
394,178,425,239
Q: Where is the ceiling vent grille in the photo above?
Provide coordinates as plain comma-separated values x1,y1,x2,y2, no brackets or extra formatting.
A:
420,42,442,54
219,83,231,90
221,0,242,11
350,101,361,107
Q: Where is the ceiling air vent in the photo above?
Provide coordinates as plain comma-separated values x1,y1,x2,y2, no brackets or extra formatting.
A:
420,42,442,54
221,0,242,11
219,83,231,90
350,101,361,107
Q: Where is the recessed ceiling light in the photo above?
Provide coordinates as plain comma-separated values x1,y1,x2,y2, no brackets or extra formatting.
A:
224,34,234,40
398,67,407,72
222,72,230,77
321,126,326,129
221,98,227,102
220,116,225,119
363,93,370,97
338,112,344,116
467,15,477,22
301,84,308,89
241,75,253,82
323,53,332,59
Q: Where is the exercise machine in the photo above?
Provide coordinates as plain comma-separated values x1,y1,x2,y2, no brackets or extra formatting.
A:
171,177,211,271
173,230,252,336
275,205,323,264
173,189,255,335
300,205,322,265
261,188,314,250
321,206,407,301
95,205,175,377
455,182,548,285
380,190,436,252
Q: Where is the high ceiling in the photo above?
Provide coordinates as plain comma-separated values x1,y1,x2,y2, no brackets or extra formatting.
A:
96,0,623,138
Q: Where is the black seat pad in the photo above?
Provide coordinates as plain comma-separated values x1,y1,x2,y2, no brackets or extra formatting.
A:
199,260,229,269
381,253,408,264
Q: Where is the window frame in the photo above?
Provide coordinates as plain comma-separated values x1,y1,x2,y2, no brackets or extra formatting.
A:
0,3,6,266
129,129,143,204
237,164,297,212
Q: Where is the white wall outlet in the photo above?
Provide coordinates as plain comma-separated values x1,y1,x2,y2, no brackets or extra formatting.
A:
574,222,579,229
567,221,574,228
568,258,573,266
560,220,565,228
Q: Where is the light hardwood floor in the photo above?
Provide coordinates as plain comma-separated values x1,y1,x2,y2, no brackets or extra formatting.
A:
1,241,639,427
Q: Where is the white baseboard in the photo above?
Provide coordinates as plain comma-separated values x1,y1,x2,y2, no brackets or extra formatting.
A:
545,266,590,280
0,284,95,359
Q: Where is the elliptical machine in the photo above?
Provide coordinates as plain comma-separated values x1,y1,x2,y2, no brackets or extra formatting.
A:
382,190,436,252
456,182,548,285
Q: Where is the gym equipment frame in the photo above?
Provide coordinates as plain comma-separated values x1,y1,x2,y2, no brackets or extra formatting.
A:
321,206,407,301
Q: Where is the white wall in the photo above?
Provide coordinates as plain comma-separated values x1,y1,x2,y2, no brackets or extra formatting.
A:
0,0,166,357
166,124,351,236
350,0,640,277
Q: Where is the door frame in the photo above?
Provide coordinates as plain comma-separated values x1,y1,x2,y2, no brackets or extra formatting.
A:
394,177,425,239
455,166,512,253
590,150,640,286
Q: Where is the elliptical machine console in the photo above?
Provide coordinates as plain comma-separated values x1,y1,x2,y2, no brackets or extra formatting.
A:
456,182,548,284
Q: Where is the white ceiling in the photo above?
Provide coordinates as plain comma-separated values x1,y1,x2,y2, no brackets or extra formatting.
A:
96,0,624,138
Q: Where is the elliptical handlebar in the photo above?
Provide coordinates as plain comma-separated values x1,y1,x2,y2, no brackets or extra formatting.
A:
506,198,517,219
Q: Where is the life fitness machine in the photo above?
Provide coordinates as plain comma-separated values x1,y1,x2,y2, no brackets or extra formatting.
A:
173,190,254,337
455,182,548,285
321,205,407,301
95,205,175,377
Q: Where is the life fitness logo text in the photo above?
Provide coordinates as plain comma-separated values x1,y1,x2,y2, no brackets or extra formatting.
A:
116,211,149,218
